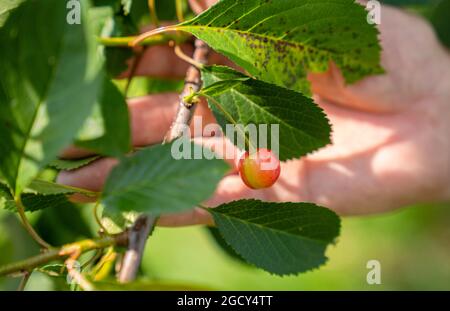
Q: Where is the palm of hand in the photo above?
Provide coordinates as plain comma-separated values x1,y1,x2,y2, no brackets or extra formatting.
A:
208,5,450,217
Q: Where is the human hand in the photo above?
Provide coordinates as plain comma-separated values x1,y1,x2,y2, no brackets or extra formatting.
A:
58,3,450,226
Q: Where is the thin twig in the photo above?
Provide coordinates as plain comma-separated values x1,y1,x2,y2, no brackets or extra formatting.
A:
93,201,109,234
164,39,210,142
0,234,128,277
98,32,188,47
15,196,51,249
65,248,95,291
202,94,253,151
82,249,103,269
17,271,31,291
124,47,145,97
118,215,156,283
130,26,178,47
174,44,204,69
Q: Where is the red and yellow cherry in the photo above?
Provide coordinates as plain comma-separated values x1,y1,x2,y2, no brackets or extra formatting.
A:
238,148,281,189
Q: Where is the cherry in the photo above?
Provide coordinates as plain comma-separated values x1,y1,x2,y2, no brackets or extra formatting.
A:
238,148,281,189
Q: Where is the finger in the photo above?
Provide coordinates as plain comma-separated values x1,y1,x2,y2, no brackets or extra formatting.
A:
158,207,213,226
188,0,217,14
129,93,179,146
121,42,234,79
61,93,180,159
57,157,118,202
308,5,445,113
121,45,192,79
58,104,224,201
158,173,266,227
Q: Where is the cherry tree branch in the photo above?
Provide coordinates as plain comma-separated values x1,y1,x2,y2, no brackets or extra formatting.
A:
17,271,31,291
118,215,156,283
165,39,210,142
0,234,128,277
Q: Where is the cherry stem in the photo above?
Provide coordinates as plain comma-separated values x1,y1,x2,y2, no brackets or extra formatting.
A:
130,25,179,47
174,44,205,69
199,93,254,151
93,201,109,235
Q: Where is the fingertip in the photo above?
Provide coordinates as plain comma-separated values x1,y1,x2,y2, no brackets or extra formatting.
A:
56,157,118,193
157,207,214,227
128,93,179,146
130,45,192,79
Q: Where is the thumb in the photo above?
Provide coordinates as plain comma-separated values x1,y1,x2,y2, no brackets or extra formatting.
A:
188,0,217,14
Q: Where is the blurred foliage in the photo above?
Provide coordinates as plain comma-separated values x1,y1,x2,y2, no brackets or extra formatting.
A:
429,0,450,48
1,202,448,290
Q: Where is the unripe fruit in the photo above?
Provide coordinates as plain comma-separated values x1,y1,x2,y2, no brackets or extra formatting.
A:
238,148,281,189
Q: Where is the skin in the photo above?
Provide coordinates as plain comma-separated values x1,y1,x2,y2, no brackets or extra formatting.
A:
58,2,450,226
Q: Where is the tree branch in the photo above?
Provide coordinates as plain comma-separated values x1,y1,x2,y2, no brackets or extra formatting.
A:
165,39,210,142
0,234,128,277
118,215,156,283
15,196,51,249
17,271,31,291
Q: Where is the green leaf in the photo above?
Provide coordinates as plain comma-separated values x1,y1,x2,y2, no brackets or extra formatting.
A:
178,0,383,93
206,227,247,263
0,0,102,195
208,199,341,275
27,180,97,197
0,0,26,27
101,141,229,226
430,0,450,48
49,156,101,171
38,264,66,278
75,78,131,157
201,66,331,160
101,6,137,77
0,183,12,209
35,201,93,245
18,194,74,213
0,182,74,213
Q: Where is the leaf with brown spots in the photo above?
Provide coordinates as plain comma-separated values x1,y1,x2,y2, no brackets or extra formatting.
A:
178,0,383,94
